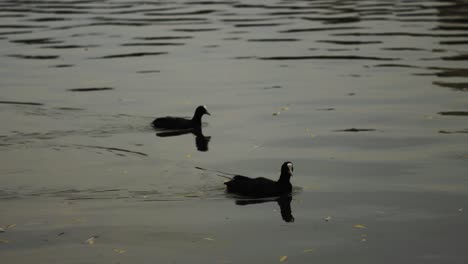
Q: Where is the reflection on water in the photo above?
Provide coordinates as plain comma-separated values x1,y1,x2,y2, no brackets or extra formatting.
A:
156,127,211,152
235,195,294,223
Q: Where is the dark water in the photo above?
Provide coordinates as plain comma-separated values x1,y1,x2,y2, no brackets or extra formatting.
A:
1,0,467,263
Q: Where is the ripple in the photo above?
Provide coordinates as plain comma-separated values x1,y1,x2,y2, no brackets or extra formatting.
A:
94,52,168,59
248,38,300,42
259,55,398,61
133,36,192,40
67,87,114,92
438,111,468,116
7,54,60,59
280,26,364,33
333,32,468,38
173,28,219,32
0,100,43,106
234,23,285,28
0,30,33,35
42,44,99,49
441,54,468,61
120,42,185,46
317,40,382,45
439,129,468,134
10,37,63,45
49,64,74,68
334,128,377,132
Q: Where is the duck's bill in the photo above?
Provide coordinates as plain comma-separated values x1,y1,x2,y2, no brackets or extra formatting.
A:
287,163,293,176
206,111,211,116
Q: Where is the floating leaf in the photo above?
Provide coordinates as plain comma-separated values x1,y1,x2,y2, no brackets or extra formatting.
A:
186,154,192,159
279,255,288,262
6,224,16,229
84,236,98,245
273,112,280,116
0,239,9,244
280,107,289,111
0,227,5,233
352,224,366,229
203,237,215,241
303,249,315,253
324,216,331,222
113,248,126,254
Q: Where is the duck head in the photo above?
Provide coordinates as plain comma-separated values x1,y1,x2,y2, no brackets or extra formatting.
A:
279,161,293,183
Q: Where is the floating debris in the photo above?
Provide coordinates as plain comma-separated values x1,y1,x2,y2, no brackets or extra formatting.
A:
0,239,9,244
83,236,98,245
203,237,215,241
303,249,315,253
324,216,331,222
279,255,288,262
361,234,368,242
353,224,366,229
113,248,127,254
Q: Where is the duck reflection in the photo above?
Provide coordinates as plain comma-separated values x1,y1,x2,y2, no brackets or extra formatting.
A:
156,127,211,152
234,195,294,222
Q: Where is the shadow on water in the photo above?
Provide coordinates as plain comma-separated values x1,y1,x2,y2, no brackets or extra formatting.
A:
234,195,295,223
156,127,211,152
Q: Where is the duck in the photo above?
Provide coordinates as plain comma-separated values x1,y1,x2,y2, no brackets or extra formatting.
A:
152,105,210,130
224,162,293,197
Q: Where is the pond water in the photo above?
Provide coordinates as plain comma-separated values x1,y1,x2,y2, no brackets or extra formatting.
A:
1,0,467,263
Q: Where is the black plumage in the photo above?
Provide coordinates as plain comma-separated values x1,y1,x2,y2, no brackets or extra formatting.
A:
225,162,294,197
152,105,210,130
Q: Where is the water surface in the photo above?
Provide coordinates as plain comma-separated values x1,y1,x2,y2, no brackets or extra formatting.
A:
1,0,467,263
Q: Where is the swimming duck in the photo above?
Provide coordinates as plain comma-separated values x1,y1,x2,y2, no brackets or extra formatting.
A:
152,105,210,130
225,162,293,197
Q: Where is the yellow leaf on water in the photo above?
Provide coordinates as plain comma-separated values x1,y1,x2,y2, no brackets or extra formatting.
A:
186,154,192,158
280,107,289,111
84,236,97,245
353,224,366,229
113,248,126,254
279,256,288,262
6,224,16,229
303,249,315,253
203,237,215,241
0,239,9,244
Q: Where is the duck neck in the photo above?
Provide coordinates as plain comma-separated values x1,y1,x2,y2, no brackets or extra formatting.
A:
278,173,291,185
192,112,203,125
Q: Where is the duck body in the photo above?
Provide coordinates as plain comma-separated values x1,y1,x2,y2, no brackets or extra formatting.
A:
225,176,292,197
225,162,293,198
152,105,210,130
152,117,195,130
